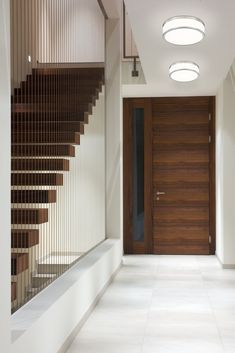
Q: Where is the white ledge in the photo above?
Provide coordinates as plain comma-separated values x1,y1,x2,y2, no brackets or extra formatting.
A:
11,238,122,351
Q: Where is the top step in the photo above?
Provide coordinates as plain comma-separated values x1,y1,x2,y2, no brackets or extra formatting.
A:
32,67,104,78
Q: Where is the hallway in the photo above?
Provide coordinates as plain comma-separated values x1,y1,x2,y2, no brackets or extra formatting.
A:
67,255,235,353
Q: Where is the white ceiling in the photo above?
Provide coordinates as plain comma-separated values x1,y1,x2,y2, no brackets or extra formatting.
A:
123,0,235,97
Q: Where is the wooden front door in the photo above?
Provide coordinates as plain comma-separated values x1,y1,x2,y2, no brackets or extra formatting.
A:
152,97,215,255
123,97,215,255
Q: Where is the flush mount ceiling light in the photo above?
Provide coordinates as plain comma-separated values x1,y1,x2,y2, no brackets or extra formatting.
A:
162,16,205,45
169,62,199,82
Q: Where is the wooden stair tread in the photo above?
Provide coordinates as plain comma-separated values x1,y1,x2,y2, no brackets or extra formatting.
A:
12,102,92,113
12,111,89,123
11,282,17,301
12,145,75,157
11,190,56,203
30,76,104,82
11,253,29,275
27,75,103,82
11,208,49,224
12,94,95,104
12,131,81,144
11,229,39,248
12,121,84,133
11,173,63,186
32,67,104,75
11,158,69,171
14,87,99,98
20,82,102,93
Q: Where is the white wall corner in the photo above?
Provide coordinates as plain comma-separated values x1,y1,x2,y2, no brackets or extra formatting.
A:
216,84,224,265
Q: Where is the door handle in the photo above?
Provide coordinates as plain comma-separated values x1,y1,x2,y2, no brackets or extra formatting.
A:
156,191,166,195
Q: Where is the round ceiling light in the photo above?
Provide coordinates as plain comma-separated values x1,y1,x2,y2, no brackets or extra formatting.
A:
162,16,205,45
169,62,200,82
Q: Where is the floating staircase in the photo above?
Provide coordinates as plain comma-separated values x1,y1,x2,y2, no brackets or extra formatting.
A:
11,67,104,310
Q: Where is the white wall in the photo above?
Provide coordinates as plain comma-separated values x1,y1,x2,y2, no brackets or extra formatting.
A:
38,0,105,64
101,0,121,19
106,16,123,241
122,61,146,84
216,72,235,267
216,84,224,263
11,0,105,86
0,0,11,352
123,7,138,57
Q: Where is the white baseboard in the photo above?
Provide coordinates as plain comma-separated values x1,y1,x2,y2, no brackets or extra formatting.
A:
216,253,235,269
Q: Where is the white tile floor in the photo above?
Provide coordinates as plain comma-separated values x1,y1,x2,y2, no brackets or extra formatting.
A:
66,255,235,353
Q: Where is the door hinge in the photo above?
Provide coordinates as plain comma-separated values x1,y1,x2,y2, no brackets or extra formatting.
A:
209,113,211,121
209,235,212,244
209,135,211,143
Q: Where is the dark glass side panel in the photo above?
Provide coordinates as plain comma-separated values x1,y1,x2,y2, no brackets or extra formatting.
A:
133,108,144,242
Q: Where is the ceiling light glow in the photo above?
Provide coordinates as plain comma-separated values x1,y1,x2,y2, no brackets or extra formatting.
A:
163,16,205,45
169,62,200,82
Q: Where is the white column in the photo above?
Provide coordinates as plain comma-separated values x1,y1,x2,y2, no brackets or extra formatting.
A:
105,12,123,242
0,0,11,351
216,73,235,267
216,84,224,264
